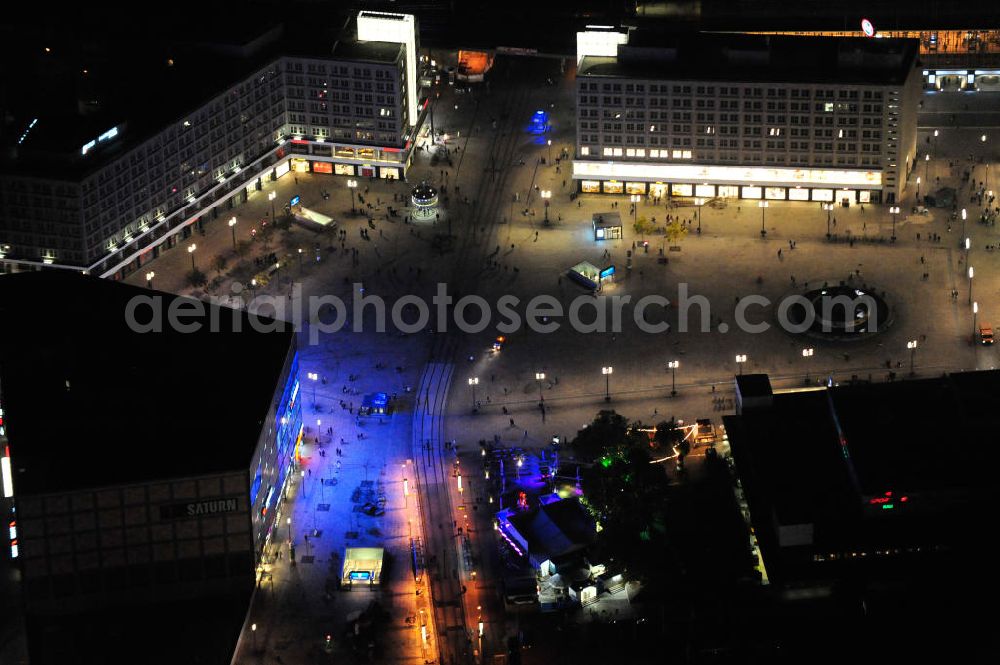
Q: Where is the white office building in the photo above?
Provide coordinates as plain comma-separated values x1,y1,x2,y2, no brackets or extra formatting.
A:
0,11,424,279
573,27,922,206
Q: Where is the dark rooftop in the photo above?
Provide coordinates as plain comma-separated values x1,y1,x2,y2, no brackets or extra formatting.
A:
578,33,920,85
508,497,596,561
725,371,1000,583
331,39,403,63
0,271,295,495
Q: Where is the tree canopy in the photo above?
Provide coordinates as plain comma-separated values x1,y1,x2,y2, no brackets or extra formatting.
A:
571,411,676,589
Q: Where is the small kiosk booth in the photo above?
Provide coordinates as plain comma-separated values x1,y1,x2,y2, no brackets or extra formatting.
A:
342,547,384,588
593,212,623,241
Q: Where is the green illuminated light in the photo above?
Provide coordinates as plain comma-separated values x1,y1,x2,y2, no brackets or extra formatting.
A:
600,456,612,468
882,503,894,510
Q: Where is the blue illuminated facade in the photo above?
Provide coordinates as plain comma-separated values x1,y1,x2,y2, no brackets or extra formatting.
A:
250,350,303,560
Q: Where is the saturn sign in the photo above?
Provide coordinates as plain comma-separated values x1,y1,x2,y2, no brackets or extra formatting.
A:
861,18,875,38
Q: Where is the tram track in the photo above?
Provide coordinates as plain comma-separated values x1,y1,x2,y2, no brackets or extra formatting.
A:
414,58,542,665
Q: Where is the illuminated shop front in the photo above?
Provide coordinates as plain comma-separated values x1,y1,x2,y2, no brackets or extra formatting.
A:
573,161,883,204
275,137,415,180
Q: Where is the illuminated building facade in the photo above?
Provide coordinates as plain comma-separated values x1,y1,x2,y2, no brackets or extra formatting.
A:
0,11,423,279
0,272,299,662
573,28,922,204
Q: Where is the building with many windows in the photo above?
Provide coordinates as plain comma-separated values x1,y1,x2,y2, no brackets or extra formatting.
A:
0,11,423,279
573,28,921,205
0,271,301,664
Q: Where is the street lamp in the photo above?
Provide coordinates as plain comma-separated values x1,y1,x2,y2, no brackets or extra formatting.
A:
228,217,238,248
630,194,641,225
933,129,939,155
668,360,679,396
968,265,975,304
758,200,769,237
982,133,990,193
468,377,479,411
973,301,979,341
535,372,546,403
347,179,358,214
251,623,257,652
916,176,921,203
297,247,304,272
694,197,704,234
547,139,552,164
924,153,930,187
541,190,552,224
188,243,197,271
286,516,292,542
823,202,834,238
601,366,613,402
889,206,900,242
145,271,155,289
268,191,277,220
307,372,319,407
907,339,918,377
802,347,814,385
962,207,967,240
735,354,747,375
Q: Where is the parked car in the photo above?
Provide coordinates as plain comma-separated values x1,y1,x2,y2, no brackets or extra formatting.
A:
979,324,994,345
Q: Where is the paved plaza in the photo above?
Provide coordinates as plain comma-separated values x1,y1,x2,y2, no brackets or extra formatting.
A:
125,55,1000,665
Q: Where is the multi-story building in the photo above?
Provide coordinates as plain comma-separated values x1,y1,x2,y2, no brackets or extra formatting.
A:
0,271,301,663
573,28,921,205
0,11,422,279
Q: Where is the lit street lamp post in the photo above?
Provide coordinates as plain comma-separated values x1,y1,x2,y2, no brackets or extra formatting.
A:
251,623,257,652
347,179,358,214
668,360,679,396
962,207,967,241
188,244,197,271
982,134,989,194
925,153,930,188
823,202,834,239
541,190,551,224
630,194,641,225
268,191,277,220
933,129,939,155
736,354,747,375
907,340,918,376
968,265,975,304
917,176,921,203
802,347,814,385
889,206,900,242
535,372,545,403
602,366,613,402
307,372,319,407
228,217,237,248
298,247,304,272
694,197,704,234
758,200,768,237
547,139,552,164
145,271,155,289
973,301,979,341
468,377,479,412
